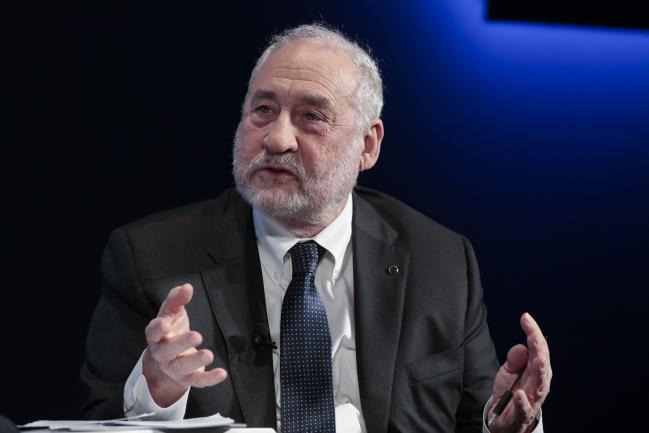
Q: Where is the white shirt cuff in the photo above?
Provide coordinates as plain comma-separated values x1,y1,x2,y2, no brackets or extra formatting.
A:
334,402,365,433
482,395,544,433
123,351,189,420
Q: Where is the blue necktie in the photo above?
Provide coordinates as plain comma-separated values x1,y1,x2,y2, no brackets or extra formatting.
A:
280,241,335,433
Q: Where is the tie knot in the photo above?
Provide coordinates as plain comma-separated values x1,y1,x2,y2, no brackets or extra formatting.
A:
289,241,325,275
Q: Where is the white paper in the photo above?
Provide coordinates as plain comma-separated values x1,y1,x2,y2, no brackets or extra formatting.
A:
21,421,105,429
106,413,234,429
66,425,166,432
20,413,234,431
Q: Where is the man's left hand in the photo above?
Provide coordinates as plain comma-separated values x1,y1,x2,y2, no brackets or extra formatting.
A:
488,312,552,433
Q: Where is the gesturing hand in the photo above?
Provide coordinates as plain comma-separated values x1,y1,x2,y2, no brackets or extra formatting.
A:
488,313,552,433
142,284,227,407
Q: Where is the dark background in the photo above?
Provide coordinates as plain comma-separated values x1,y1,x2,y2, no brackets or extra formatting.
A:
4,1,649,431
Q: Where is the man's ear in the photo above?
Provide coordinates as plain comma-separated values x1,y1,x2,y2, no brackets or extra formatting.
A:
359,119,384,172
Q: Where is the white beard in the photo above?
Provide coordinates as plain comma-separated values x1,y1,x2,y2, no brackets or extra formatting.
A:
232,125,361,226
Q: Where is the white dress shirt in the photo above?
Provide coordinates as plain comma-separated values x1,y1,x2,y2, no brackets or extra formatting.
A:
253,194,363,432
123,193,542,433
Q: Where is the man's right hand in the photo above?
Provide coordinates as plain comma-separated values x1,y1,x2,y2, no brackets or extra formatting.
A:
142,283,227,407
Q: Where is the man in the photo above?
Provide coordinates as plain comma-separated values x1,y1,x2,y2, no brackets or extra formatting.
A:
81,24,551,433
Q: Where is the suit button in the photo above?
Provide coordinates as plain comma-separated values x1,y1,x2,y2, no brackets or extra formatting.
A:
387,264,400,276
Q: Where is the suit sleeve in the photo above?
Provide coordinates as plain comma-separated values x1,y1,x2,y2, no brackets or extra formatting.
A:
455,236,501,433
80,228,157,419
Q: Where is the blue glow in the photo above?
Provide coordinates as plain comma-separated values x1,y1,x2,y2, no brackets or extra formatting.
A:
441,1,649,64
373,0,649,235
398,0,649,157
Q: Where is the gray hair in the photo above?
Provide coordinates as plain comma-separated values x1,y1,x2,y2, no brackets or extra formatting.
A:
246,23,384,133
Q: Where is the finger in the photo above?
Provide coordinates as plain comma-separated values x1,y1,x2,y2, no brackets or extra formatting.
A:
520,312,550,362
151,331,203,363
493,344,529,397
184,368,228,388
511,389,537,427
168,349,214,377
158,284,194,318
519,313,552,402
519,356,552,406
517,359,552,410
145,317,174,343
505,344,528,374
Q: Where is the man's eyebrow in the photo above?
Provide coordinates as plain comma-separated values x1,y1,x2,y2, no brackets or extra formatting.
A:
250,90,278,103
249,90,334,110
297,94,333,110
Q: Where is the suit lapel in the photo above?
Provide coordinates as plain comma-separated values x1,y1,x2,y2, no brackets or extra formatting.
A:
353,193,410,433
201,198,276,428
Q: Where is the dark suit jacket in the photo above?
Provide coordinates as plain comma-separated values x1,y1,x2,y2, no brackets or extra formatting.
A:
81,187,499,433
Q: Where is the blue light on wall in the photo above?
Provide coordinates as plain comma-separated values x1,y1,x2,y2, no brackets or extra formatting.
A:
393,1,649,220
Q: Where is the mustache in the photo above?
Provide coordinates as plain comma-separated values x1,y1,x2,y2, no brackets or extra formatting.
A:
247,152,307,179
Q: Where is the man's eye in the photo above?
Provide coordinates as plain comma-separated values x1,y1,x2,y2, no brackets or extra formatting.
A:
254,105,271,114
304,112,322,121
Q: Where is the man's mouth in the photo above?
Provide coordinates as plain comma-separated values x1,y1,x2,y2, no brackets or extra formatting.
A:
256,165,297,179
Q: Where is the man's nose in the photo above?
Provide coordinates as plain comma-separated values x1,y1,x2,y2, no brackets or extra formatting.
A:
262,111,298,154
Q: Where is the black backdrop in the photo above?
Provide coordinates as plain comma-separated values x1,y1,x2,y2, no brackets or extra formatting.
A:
4,1,649,432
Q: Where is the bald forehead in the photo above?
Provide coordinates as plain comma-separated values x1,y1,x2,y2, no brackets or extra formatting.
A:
268,39,356,65
250,40,359,101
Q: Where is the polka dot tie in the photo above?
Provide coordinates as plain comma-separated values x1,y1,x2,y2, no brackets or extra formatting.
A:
280,241,335,433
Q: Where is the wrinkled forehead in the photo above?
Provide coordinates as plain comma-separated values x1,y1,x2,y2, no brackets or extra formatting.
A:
248,40,359,106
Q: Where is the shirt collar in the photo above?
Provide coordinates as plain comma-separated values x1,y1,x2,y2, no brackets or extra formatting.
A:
253,193,353,277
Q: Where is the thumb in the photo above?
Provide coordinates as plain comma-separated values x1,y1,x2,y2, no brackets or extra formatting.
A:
159,284,194,317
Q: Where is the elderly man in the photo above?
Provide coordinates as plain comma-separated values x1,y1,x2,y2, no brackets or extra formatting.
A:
81,24,551,433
